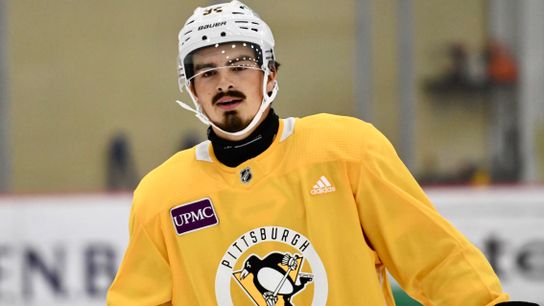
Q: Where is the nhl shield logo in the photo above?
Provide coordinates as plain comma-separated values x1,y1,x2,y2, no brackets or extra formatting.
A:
240,167,252,184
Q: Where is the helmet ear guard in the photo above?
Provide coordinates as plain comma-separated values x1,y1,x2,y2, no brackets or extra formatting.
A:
176,0,279,138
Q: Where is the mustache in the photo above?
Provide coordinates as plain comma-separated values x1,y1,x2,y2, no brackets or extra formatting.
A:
212,90,246,105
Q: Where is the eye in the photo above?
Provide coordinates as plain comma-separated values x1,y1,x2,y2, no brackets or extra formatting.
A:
231,66,247,72
201,70,216,78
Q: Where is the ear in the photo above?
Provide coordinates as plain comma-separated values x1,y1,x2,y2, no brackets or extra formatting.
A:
266,69,277,93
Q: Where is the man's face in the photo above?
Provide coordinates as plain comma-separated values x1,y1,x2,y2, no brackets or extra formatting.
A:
190,43,276,134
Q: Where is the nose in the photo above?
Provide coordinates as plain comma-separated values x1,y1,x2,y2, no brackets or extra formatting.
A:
216,70,235,92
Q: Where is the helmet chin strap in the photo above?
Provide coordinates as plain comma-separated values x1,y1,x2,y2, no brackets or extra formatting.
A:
176,69,279,139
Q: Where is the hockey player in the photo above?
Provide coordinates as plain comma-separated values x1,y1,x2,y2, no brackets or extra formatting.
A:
107,1,535,305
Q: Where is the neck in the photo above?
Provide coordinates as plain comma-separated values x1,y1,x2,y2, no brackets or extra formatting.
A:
208,108,279,167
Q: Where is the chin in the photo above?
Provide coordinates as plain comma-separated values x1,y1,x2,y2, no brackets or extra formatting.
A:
215,113,250,133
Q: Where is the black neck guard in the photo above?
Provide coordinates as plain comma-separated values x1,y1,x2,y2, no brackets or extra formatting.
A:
207,109,279,167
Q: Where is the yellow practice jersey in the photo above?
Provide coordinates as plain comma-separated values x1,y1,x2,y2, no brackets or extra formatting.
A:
107,114,508,306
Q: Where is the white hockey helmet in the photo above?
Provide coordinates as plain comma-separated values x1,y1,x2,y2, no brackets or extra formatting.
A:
176,0,279,137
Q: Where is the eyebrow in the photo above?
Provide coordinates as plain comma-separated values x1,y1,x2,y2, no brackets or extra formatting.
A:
194,63,217,73
193,54,257,73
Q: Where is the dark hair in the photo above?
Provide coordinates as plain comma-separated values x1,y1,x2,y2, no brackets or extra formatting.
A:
269,61,281,72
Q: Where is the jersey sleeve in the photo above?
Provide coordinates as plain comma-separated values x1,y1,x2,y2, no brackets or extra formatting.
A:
353,125,509,305
107,192,173,306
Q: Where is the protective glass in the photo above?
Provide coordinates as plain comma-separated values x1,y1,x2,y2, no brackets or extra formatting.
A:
183,41,265,89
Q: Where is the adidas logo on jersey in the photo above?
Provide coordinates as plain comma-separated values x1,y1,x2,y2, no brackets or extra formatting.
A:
310,176,336,195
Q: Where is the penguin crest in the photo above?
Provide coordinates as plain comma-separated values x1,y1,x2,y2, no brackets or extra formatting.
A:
233,252,314,306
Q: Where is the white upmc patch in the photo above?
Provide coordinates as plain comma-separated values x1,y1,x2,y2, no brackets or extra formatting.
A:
215,226,328,305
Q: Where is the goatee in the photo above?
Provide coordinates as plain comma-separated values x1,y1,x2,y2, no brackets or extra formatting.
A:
217,111,250,132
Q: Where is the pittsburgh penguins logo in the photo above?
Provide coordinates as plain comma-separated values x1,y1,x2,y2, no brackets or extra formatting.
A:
215,226,328,306
234,252,314,306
